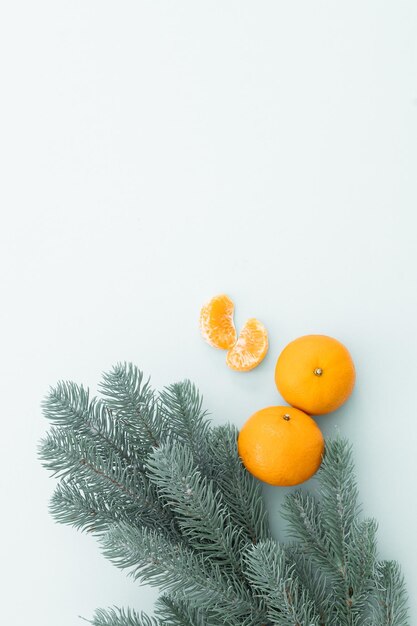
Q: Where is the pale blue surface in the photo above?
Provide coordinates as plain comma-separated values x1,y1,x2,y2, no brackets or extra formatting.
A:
1,2,416,624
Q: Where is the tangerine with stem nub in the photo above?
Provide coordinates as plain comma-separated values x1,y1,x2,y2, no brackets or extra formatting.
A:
275,334,355,415
238,405,324,486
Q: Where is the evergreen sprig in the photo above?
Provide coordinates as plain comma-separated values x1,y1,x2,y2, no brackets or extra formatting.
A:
245,539,321,625
99,363,162,453
208,424,270,545
155,595,213,626
146,440,245,569
369,560,409,626
101,524,259,624
84,607,158,626
39,364,410,626
158,381,211,462
282,440,380,625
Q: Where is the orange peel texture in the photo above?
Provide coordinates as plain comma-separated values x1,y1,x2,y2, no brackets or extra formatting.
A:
275,334,355,415
238,405,324,486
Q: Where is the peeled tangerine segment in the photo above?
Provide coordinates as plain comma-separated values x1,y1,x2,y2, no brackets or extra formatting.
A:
200,294,237,350
226,318,268,371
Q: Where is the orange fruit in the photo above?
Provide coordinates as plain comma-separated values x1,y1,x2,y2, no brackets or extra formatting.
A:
200,294,237,350
238,405,324,486
226,318,268,371
275,334,355,415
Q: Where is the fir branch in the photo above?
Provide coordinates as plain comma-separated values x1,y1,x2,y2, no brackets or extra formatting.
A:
146,440,245,571
208,424,270,545
283,440,379,625
317,439,376,625
318,439,360,568
42,381,146,467
244,539,321,626
101,525,257,623
39,427,178,539
155,595,208,626
42,381,90,427
282,489,338,580
343,518,378,621
155,595,260,626
369,561,409,626
39,368,410,626
158,380,211,471
285,545,333,626
39,426,142,494
50,480,133,534
40,379,180,537
146,443,270,624
49,478,173,536
99,363,162,451
82,606,159,626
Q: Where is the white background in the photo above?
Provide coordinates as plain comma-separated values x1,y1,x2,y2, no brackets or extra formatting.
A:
1,2,416,624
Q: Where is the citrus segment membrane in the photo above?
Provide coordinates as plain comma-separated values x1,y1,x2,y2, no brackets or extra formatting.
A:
226,318,268,371
200,294,237,350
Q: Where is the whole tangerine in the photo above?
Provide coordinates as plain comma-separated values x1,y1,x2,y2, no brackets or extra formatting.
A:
275,334,355,415
238,405,324,486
